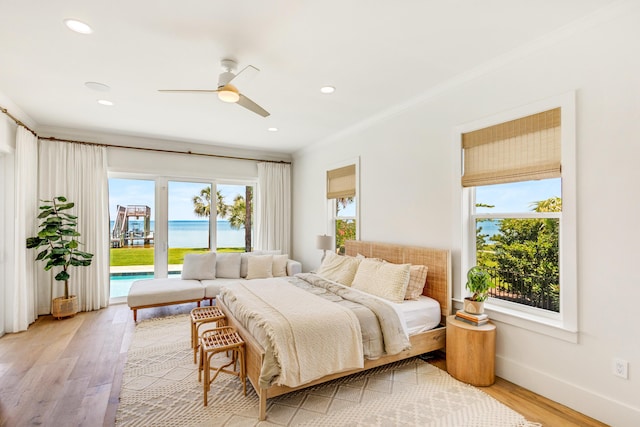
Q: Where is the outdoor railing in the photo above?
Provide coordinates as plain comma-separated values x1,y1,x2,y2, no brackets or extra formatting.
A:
484,266,559,312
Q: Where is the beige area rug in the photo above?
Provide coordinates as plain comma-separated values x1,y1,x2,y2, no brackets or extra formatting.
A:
116,314,539,427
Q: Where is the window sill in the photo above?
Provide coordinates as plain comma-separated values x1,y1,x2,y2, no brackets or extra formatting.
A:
452,298,579,343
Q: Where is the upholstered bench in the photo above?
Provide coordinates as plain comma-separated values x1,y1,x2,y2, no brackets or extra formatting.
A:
127,278,205,322
126,251,302,321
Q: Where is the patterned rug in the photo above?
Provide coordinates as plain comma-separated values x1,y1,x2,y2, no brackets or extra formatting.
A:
116,314,538,427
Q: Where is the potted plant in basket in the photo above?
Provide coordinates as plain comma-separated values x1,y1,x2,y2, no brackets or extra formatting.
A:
464,266,495,314
26,196,94,319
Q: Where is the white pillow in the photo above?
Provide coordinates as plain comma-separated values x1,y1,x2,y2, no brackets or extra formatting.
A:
272,254,289,277
315,251,361,286
351,258,411,303
240,250,282,277
245,255,274,280
215,252,241,279
181,252,216,280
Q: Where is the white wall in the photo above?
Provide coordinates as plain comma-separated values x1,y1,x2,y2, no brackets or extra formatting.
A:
292,2,640,426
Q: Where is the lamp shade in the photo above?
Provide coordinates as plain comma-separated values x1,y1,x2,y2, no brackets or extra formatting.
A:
316,235,333,251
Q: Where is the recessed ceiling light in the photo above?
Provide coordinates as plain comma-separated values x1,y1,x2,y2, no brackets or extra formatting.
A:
64,19,93,34
320,85,335,94
268,127,278,132
97,99,114,106
85,81,110,92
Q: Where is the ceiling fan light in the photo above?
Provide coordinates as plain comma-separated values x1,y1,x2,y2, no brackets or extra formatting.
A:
218,85,240,103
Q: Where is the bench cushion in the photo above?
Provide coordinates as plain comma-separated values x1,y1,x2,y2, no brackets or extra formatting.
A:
127,278,204,307
201,279,243,299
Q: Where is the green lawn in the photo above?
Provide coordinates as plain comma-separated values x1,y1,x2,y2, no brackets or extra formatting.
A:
110,247,244,266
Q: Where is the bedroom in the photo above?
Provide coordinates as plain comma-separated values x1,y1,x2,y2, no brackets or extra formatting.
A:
1,1,639,426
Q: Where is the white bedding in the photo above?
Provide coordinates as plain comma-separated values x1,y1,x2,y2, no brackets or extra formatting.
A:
395,296,442,335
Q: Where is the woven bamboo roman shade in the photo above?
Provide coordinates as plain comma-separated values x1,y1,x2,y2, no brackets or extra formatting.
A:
327,164,356,198
461,108,561,187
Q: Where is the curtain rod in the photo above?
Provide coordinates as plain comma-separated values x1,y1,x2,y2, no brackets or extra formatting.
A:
0,106,37,137
1,105,291,165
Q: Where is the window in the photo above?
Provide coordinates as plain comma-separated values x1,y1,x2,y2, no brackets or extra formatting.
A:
326,161,359,254
459,94,576,339
108,177,255,301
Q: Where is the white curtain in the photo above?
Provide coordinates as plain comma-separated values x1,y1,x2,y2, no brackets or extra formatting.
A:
6,127,38,332
255,162,291,254
37,140,110,313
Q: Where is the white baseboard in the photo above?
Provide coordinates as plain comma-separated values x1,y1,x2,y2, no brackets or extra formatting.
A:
496,355,639,427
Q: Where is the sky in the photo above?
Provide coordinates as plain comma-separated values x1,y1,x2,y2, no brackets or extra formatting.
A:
475,178,561,213
108,179,247,221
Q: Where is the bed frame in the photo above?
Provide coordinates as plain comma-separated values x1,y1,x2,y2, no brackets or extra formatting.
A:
217,240,451,421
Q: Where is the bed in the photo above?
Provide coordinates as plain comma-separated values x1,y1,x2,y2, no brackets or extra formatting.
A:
217,240,451,421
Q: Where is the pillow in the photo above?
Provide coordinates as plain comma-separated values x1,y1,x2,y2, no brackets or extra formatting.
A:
215,252,241,279
351,258,411,303
315,251,361,286
405,264,429,300
245,255,274,280
272,254,289,277
181,252,216,280
240,250,282,277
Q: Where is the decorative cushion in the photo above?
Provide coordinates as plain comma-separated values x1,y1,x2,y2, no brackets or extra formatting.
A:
351,258,411,303
272,254,289,277
215,252,242,279
240,250,282,277
245,255,274,280
405,264,429,300
315,251,361,286
181,252,216,280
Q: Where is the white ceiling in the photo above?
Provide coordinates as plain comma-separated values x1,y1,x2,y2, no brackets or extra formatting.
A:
0,0,617,154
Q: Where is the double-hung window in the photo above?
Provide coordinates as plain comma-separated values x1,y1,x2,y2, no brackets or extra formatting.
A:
327,162,358,254
460,94,577,340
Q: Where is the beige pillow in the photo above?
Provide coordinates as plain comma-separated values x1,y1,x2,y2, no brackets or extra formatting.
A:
240,250,282,277
246,255,274,280
315,251,361,286
215,252,241,278
272,254,289,277
351,258,411,303
181,252,216,280
405,264,429,300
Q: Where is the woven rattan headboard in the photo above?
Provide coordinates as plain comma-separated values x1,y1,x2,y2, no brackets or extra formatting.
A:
345,240,452,317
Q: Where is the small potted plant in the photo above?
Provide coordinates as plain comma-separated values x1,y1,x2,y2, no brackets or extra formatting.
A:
464,266,495,314
26,196,94,319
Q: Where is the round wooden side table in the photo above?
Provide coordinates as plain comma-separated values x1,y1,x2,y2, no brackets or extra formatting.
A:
446,315,496,386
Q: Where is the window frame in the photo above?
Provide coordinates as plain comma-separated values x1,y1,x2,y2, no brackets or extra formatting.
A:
457,92,577,342
326,157,360,251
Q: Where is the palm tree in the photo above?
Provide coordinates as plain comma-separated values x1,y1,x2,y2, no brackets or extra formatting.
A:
228,188,253,252
192,187,227,249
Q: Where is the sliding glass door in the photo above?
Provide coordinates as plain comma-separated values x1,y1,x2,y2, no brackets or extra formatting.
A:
107,177,255,299
108,178,155,298
168,181,213,275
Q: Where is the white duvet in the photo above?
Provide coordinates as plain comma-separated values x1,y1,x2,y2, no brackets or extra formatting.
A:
219,279,364,388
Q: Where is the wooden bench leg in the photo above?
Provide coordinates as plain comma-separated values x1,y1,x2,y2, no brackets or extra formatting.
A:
132,309,137,322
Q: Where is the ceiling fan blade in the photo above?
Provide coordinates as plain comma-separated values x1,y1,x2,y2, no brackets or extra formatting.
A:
237,93,270,117
227,64,259,86
158,89,220,93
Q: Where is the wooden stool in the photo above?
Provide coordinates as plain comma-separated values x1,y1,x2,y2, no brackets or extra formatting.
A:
199,326,247,406
190,306,226,364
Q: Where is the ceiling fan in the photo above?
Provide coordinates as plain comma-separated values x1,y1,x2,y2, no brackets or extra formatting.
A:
159,59,270,117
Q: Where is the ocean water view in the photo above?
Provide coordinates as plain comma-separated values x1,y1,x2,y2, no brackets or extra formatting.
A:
110,219,246,248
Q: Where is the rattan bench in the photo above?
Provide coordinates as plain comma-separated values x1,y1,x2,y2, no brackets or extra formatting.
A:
190,306,226,363
199,326,247,406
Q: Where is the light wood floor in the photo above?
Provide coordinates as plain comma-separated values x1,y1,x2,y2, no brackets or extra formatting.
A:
0,303,608,427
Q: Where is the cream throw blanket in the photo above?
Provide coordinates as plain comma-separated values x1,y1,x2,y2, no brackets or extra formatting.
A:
220,279,364,388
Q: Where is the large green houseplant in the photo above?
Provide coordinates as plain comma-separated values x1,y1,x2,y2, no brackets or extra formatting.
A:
26,196,93,318
464,266,495,314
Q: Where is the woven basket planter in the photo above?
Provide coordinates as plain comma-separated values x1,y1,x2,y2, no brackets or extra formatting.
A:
52,295,78,319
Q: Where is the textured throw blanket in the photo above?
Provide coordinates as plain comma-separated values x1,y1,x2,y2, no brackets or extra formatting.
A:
219,279,364,388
